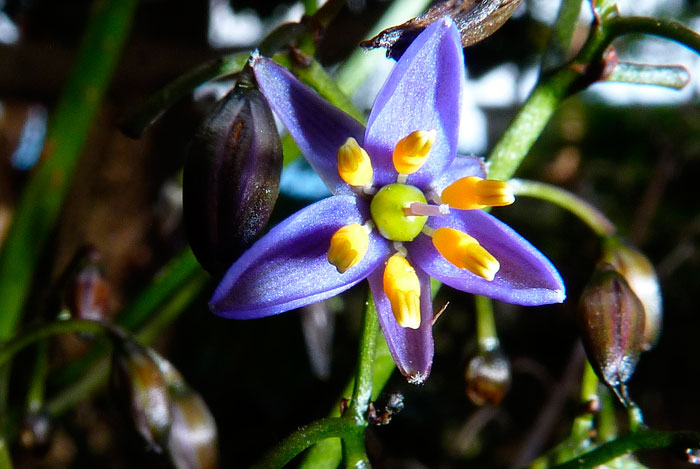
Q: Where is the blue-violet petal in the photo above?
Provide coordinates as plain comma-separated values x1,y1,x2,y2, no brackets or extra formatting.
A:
210,195,392,318
252,55,365,196
367,264,434,384
364,18,463,188
411,209,566,305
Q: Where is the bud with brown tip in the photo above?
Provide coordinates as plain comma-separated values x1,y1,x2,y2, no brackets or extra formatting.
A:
578,265,646,396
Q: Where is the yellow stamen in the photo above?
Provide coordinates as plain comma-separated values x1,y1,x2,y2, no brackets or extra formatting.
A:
327,224,370,273
432,227,500,281
337,137,374,187
392,130,436,175
383,254,421,329
441,176,515,210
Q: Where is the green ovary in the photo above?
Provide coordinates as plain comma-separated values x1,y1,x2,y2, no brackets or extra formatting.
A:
370,184,428,241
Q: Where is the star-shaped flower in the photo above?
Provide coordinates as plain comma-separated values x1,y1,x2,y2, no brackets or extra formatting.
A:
210,18,565,384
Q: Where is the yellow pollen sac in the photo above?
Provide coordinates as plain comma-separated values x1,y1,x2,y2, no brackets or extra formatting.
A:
327,224,370,274
432,227,500,281
392,130,437,175
441,177,515,210
383,254,421,329
337,137,374,187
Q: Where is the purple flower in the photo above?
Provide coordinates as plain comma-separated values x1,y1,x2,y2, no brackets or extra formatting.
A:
210,18,565,384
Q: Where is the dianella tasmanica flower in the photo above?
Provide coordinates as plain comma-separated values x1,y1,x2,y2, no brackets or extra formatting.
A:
210,18,565,383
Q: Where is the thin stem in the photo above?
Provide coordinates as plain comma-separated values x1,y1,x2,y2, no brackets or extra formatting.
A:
252,418,355,469
25,340,49,413
0,437,12,469
347,293,380,425
0,320,107,368
304,0,317,15
474,295,499,351
509,179,616,237
596,389,617,443
605,62,690,89
45,268,207,417
571,361,600,442
547,430,700,469
342,428,370,468
542,0,585,71
488,15,700,181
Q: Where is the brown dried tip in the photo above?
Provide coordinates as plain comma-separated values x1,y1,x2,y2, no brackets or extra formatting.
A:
362,0,523,60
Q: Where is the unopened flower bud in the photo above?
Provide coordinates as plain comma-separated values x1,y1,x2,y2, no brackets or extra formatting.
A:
167,387,219,469
184,70,283,275
111,339,171,452
578,266,646,391
64,246,112,322
465,347,511,406
19,412,53,453
601,238,662,351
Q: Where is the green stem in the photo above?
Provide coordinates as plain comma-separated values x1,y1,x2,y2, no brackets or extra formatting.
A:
304,0,317,15
542,0,585,70
474,295,499,351
0,0,139,341
25,341,49,414
347,293,380,425
606,62,690,89
45,268,207,417
508,179,616,237
488,15,700,181
596,389,617,443
571,361,600,442
0,437,11,469
548,430,700,469
252,418,356,469
0,320,107,368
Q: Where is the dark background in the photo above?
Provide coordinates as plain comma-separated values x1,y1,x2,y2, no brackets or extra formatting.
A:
1,0,699,467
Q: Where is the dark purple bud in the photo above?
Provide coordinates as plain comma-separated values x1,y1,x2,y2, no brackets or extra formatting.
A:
183,71,283,275
465,347,511,406
111,339,171,452
601,238,662,351
19,412,53,453
362,0,523,59
64,246,112,322
578,266,646,392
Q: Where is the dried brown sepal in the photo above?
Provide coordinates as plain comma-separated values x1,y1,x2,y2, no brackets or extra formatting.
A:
578,266,646,393
465,347,511,406
361,0,523,59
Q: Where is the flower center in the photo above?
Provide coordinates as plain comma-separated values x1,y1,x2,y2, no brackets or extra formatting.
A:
370,183,428,242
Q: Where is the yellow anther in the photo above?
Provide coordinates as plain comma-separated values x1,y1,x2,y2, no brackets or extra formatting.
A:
337,137,374,187
383,254,421,329
432,227,500,281
441,177,515,210
392,130,437,175
327,224,370,273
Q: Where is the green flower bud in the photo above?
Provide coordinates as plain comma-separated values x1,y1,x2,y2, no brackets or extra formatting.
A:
183,71,282,275
602,237,662,351
111,339,171,452
578,265,646,392
465,347,511,406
